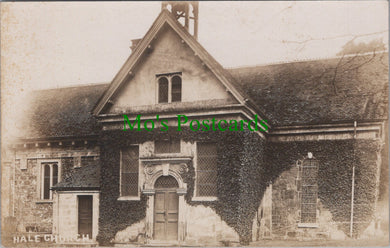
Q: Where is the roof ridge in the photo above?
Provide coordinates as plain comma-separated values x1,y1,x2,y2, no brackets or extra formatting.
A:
225,50,388,70
31,82,110,92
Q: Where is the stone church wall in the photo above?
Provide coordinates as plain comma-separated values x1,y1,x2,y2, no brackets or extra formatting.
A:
11,146,99,234
266,139,383,239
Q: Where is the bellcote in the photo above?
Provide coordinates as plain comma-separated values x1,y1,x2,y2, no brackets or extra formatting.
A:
161,1,199,40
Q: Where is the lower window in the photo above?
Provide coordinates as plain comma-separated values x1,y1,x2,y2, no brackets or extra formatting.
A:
299,158,319,224
120,146,139,198
195,142,218,198
41,162,59,200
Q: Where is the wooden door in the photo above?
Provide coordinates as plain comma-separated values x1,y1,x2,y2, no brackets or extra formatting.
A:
78,195,93,239
154,190,179,240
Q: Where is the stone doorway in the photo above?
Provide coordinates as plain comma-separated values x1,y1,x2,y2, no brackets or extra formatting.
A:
153,176,179,241
141,160,189,243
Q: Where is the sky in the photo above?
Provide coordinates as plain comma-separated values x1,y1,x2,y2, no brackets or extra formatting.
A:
1,1,388,92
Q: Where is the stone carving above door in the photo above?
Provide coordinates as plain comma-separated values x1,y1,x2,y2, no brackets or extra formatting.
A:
141,157,190,193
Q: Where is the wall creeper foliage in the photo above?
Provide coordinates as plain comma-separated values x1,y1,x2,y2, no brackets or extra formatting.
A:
97,127,382,245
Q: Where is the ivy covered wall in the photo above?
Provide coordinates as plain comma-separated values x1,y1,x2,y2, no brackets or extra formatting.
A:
266,139,382,237
96,140,147,246
96,128,267,245
96,128,383,245
183,130,267,245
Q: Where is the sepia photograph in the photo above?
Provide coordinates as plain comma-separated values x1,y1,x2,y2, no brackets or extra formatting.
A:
1,1,389,247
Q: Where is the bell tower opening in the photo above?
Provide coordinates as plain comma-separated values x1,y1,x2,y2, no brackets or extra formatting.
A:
162,1,199,40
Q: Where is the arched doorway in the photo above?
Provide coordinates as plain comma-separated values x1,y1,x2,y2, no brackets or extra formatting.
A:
154,176,179,241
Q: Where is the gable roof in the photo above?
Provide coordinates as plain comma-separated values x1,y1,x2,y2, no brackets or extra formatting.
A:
92,9,256,116
17,83,108,140
228,52,388,126
52,164,100,191
16,52,388,141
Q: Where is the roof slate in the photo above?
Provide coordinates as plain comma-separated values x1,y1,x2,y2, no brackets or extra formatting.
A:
18,52,388,140
52,164,100,191
19,83,108,139
228,52,388,126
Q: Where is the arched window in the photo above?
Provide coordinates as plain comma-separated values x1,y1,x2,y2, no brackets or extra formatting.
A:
156,73,182,103
41,162,59,200
52,164,58,187
43,164,51,199
155,176,179,189
158,77,169,103
171,76,182,102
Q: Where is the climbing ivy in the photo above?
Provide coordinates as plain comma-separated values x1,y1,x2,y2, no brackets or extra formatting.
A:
96,128,381,245
96,128,266,245
266,139,381,237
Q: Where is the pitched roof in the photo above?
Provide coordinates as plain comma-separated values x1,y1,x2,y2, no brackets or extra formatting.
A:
18,83,108,139
228,52,388,126
52,164,100,191
17,52,388,140
92,9,254,116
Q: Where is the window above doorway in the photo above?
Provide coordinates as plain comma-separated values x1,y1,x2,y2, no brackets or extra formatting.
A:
155,139,181,154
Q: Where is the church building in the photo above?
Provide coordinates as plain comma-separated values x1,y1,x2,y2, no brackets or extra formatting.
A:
2,2,388,246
